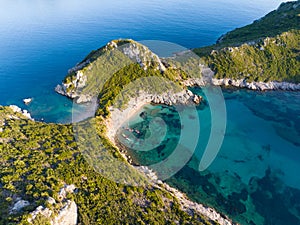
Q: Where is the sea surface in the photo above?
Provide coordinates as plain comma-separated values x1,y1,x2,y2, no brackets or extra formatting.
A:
119,88,300,225
1,1,299,225
0,0,286,123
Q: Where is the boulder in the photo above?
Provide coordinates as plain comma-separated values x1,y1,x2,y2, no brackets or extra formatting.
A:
193,95,202,104
11,199,30,213
23,98,32,105
52,201,77,225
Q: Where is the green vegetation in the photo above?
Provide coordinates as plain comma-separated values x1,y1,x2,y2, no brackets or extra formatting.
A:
193,1,300,83
96,63,183,116
194,1,300,56
80,40,132,64
2,1,300,224
204,30,300,82
62,39,187,104
0,106,212,224
63,47,133,97
216,1,300,46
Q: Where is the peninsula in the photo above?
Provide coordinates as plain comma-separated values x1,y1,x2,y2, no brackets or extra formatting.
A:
0,1,299,224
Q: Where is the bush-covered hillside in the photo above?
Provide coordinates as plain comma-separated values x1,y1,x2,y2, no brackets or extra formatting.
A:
204,30,300,83
194,0,300,83
0,106,212,225
194,1,300,55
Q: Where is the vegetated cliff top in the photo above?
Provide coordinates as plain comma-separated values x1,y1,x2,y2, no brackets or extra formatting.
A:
217,0,300,45
204,30,300,83
2,2,300,225
60,0,300,95
194,0,300,55
193,1,300,83
58,38,191,108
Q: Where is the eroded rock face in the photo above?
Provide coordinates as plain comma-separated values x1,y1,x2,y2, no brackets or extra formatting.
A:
9,105,33,120
52,200,77,225
211,78,300,91
120,41,166,72
56,39,168,104
10,199,30,213
184,76,300,91
28,184,78,225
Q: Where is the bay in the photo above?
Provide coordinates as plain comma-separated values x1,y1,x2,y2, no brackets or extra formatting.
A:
119,88,300,225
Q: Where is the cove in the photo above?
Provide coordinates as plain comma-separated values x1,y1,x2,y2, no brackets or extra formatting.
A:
117,87,300,225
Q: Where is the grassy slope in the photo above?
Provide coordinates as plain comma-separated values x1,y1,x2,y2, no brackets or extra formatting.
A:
193,0,300,83
0,41,205,225
0,106,212,225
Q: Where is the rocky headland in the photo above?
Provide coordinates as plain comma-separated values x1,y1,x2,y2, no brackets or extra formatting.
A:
54,3,300,222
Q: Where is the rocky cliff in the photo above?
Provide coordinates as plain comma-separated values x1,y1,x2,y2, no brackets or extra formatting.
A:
56,39,169,103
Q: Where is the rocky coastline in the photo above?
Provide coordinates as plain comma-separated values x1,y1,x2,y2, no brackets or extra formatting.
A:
184,77,300,91
55,83,93,104
105,89,202,142
136,166,235,225
54,37,298,225
105,91,236,225
9,105,33,120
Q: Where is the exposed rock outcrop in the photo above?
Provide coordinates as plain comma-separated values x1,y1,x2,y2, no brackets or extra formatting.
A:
10,199,30,213
119,41,166,72
163,183,234,225
52,200,77,225
55,70,89,103
136,167,234,225
56,39,167,103
23,98,32,105
28,184,77,225
183,75,300,91
9,105,33,120
211,78,300,91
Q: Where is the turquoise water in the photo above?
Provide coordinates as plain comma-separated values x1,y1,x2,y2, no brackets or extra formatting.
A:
0,0,285,123
118,88,300,225
2,1,300,224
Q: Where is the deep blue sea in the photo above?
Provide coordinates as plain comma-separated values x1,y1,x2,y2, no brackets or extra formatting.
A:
0,0,286,122
1,1,300,225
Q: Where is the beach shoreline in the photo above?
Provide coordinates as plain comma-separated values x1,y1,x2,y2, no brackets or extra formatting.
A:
105,89,202,143
104,90,235,225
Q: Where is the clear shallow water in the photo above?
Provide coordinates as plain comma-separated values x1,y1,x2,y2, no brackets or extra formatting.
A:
119,88,300,225
0,0,285,123
2,1,299,224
